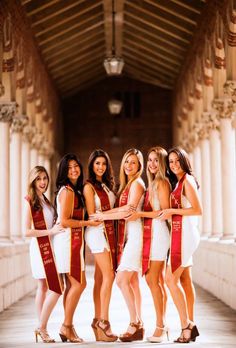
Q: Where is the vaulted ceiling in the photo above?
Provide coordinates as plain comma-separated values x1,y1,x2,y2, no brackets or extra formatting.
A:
21,0,206,98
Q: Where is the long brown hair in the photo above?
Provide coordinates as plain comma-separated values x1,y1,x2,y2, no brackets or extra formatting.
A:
28,166,51,211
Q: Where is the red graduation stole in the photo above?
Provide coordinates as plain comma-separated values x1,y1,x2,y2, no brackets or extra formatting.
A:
142,190,153,275
25,196,62,295
87,181,117,270
170,173,186,273
117,185,130,266
67,186,84,284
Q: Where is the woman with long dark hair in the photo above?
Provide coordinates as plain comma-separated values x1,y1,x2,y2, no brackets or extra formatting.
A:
53,153,100,343
84,149,118,342
159,147,202,343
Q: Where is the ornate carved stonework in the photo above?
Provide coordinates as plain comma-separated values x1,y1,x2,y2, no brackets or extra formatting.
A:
215,39,226,69
212,98,234,119
228,11,236,47
195,81,202,99
187,93,194,111
208,112,220,131
204,59,213,86
11,115,28,133
224,80,236,103
0,102,16,123
22,123,32,143
31,131,44,150
0,82,5,97
181,106,188,120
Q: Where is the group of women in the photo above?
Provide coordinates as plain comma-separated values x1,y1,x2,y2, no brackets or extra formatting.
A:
23,146,202,344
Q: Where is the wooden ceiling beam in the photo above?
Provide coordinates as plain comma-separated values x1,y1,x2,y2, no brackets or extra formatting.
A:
41,21,104,54
38,12,103,46
126,0,193,35
124,45,178,73
35,1,102,38
170,0,203,14
125,67,173,89
124,11,189,45
50,47,104,76
62,75,105,97
47,37,105,69
24,0,63,16
124,29,183,60
58,67,104,90
44,28,104,63
124,37,181,67
143,0,197,26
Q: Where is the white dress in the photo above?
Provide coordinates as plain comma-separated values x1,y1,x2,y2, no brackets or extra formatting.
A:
150,186,170,261
29,199,54,279
85,184,116,253
180,174,200,267
117,178,145,272
53,186,85,273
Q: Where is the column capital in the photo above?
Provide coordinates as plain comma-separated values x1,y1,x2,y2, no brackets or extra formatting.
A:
208,112,220,131
11,115,28,133
31,130,44,150
212,98,234,120
198,118,210,141
224,80,236,103
0,102,17,123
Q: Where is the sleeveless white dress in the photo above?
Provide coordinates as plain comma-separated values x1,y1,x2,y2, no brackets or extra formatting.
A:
29,199,54,279
85,183,116,253
53,186,85,273
180,174,200,267
117,178,145,273
150,186,170,261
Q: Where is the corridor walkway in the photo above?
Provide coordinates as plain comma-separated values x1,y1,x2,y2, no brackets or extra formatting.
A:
0,266,235,348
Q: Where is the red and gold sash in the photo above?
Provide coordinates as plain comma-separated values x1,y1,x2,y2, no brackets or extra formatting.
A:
25,196,62,294
117,185,130,266
170,174,186,273
142,190,153,275
87,181,117,270
67,186,84,284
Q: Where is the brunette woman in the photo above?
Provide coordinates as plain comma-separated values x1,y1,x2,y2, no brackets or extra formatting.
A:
159,147,202,343
84,149,118,342
53,153,100,343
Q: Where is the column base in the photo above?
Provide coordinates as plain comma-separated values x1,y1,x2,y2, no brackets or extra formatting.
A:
220,235,235,242
0,237,13,244
208,235,221,241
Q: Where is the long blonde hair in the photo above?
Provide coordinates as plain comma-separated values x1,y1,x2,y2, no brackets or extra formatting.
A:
146,146,168,202
28,166,49,211
118,148,144,195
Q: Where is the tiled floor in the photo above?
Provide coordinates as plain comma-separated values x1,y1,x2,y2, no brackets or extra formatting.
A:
0,266,235,348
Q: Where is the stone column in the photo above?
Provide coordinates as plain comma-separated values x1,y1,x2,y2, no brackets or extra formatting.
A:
199,119,211,237
0,102,15,241
208,112,223,238
30,127,39,169
10,115,26,240
213,98,236,239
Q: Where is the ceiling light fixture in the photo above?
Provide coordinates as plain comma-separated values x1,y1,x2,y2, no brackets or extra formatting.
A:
104,0,124,75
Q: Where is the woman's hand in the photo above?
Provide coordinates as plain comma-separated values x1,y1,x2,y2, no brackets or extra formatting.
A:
158,209,173,220
89,220,102,227
89,212,104,221
50,223,64,235
125,211,139,221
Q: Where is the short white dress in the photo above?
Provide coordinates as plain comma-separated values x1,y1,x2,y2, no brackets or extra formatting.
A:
53,186,85,273
117,178,145,273
180,174,200,267
150,186,170,261
29,199,54,279
85,184,116,253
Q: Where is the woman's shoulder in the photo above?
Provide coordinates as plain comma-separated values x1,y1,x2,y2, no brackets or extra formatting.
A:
132,177,145,189
185,174,197,190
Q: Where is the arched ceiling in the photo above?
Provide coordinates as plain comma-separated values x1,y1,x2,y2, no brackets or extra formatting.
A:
21,0,206,98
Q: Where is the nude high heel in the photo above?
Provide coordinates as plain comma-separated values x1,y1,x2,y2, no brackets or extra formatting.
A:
147,326,169,343
35,328,55,343
59,324,83,343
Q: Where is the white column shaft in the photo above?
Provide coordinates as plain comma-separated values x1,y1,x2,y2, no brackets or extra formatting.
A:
200,139,211,236
209,129,223,237
0,122,10,240
21,140,30,234
193,145,202,234
30,148,38,170
10,132,22,239
220,118,236,238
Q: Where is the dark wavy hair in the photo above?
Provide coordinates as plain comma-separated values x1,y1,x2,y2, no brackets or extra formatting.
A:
87,149,115,191
55,153,84,207
167,147,199,190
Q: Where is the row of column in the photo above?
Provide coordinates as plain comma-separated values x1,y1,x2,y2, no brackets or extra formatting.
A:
0,102,53,242
181,89,236,240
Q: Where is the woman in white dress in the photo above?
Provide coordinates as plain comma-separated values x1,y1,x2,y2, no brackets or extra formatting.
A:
91,148,145,342
84,149,118,342
159,147,202,343
53,153,100,343
23,166,63,343
127,146,170,343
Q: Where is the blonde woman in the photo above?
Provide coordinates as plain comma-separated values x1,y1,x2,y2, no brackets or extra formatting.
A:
91,148,145,342
23,166,63,343
127,146,170,342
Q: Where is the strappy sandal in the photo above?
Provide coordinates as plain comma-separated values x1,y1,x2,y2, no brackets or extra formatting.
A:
119,322,144,342
59,323,83,343
96,319,118,342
